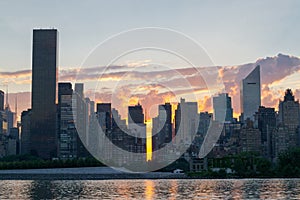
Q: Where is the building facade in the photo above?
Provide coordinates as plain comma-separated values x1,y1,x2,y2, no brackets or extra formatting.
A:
240,65,261,121
30,29,58,159
213,93,233,123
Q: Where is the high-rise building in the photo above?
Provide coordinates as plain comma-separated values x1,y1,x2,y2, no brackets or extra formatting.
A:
20,109,32,155
152,103,172,150
128,103,146,150
274,89,300,154
30,29,58,159
278,89,300,130
240,65,261,121
175,98,198,145
75,83,84,98
57,83,77,159
158,103,172,143
255,106,277,158
0,90,4,111
198,112,213,136
213,93,233,122
96,103,112,132
73,83,90,158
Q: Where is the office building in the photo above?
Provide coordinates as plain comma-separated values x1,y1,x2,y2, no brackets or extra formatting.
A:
152,103,172,150
128,103,146,150
20,109,31,155
175,98,198,145
255,106,277,158
0,90,4,111
96,103,112,132
240,65,261,121
30,29,58,159
278,89,300,130
213,93,233,122
58,83,78,159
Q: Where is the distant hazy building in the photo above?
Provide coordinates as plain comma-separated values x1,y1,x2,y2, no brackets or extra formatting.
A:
240,65,261,121
213,93,233,123
4,106,15,136
73,83,90,157
175,98,198,146
30,29,58,159
75,83,84,98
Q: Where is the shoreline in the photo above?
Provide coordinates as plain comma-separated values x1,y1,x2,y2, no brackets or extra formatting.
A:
0,167,187,180
0,167,299,180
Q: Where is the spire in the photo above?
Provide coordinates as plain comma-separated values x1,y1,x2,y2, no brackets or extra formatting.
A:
5,84,9,110
15,94,18,123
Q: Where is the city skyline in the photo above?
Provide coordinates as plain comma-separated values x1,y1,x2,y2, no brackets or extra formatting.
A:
1,2,300,198
2,53,300,120
1,1,300,121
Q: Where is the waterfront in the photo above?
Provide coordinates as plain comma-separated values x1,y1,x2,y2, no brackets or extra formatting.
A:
0,179,299,199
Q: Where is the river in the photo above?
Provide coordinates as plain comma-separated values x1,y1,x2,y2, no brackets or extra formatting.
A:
0,179,299,199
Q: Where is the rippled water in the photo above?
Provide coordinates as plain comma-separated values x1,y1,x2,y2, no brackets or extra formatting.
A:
0,179,299,199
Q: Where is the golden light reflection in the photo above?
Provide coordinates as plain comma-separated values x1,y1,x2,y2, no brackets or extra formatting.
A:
144,180,155,200
146,120,152,161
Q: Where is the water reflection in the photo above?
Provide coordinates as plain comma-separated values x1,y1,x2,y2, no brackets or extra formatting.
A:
144,180,154,200
0,179,299,199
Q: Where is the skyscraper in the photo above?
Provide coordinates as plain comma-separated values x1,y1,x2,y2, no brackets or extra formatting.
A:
255,106,277,158
240,65,261,121
273,89,300,160
128,103,146,150
158,103,172,143
75,83,84,98
0,90,4,111
175,98,198,145
213,93,233,122
278,89,300,130
96,103,112,132
152,103,172,150
57,83,77,159
30,29,58,159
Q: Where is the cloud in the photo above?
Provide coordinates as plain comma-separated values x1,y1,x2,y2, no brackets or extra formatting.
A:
3,53,300,120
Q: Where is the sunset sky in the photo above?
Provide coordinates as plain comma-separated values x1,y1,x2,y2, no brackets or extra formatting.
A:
1,1,300,119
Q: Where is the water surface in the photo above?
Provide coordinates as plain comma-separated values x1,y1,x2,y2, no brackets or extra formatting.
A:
0,179,299,199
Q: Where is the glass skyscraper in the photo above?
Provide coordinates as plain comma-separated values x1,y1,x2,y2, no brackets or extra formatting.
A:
240,65,261,121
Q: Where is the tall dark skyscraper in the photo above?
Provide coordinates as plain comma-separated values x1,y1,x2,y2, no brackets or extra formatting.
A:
30,29,58,159
96,103,112,132
158,103,172,143
255,106,277,158
0,90,4,111
152,103,172,150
